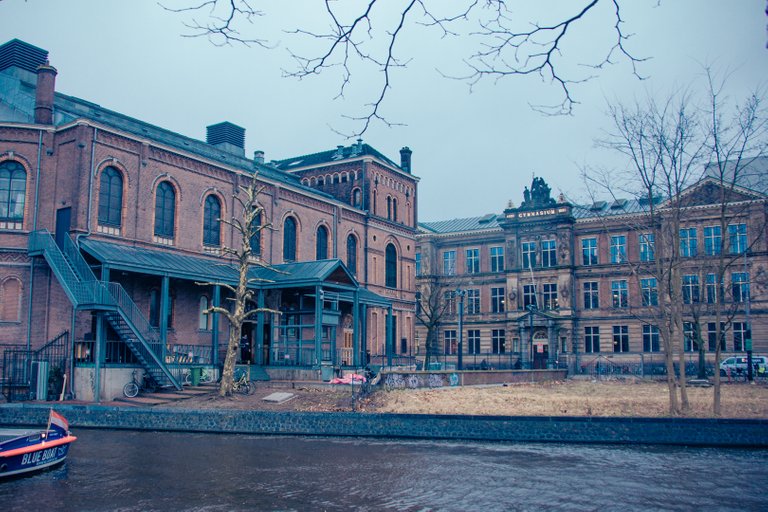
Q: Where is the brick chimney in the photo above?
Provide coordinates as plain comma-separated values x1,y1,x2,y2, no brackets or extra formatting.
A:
34,61,57,125
399,146,412,173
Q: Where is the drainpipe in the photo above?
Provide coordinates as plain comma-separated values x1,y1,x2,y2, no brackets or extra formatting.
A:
77,127,97,245
26,129,44,353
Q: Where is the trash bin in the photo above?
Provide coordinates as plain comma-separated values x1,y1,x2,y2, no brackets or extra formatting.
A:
190,366,202,386
320,362,333,382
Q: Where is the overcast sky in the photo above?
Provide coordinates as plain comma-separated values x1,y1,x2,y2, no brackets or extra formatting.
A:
2,1,766,221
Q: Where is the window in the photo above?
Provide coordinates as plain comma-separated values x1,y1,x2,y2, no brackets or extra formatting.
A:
443,251,456,276
683,322,698,352
386,196,392,220
385,244,398,288
491,287,505,313
149,289,173,329
640,278,658,306
352,188,362,208
733,322,748,351
584,326,600,353
542,283,558,310
466,248,480,274
198,296,210,330
443,291,456,316
466,288,480,315
467,329,481,354
642,325,660,352
0,277,21,322
610,235,626,263
582,238,598,266
154,181,176,239
706,273,723,304
639,233,655,262
444,330,457,355
203,195,221,247
392,198,398,222
728,223,747,254
249,212,262,257
98,166,122,228
682,274,700,304
612,325,629,353
583,281,599,309
707,322,726,352
0,160,26,229
523,284,537,309
316,225,329,260
521,241,537,268
415,253,421,276
541,239,557,267
492,329,506,354
346,234,357,275
611,280,628,308
679,228,697,257
490,246,504,272
731,272,749,303
704,226,721,256
283,216,297,262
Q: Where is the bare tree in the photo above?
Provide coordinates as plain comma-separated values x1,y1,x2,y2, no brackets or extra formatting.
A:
199,175,276,397
163,0,647,134
415,255,453,368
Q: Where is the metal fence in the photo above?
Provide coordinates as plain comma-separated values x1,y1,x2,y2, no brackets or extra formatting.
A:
1,331,70,402
576,353,716,380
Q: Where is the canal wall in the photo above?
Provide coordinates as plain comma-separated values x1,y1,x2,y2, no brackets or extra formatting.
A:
1,403,766,447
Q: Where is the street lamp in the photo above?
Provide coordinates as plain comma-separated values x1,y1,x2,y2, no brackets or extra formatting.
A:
527,304,537,369
456,288,466,371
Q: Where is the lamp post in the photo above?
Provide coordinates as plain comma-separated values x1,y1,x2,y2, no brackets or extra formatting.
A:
527,304,537,369
456,288,465,371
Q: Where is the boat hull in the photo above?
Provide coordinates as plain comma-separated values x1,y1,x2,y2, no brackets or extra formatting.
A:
0,431,77,478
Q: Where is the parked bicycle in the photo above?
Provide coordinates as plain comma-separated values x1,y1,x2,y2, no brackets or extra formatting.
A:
123,369,157,398
231,370,253,395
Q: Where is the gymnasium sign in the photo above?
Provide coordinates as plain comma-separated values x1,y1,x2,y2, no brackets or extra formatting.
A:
507,207,567,219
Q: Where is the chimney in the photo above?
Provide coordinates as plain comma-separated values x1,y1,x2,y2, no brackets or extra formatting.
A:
253,150,265,165
34,61,57,125
399,146,412,173
206,122,245,157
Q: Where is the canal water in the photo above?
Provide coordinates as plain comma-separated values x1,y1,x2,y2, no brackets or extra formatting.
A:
1,429,767,511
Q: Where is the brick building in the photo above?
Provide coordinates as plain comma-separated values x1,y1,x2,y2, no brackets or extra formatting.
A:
416,174,767,372
0,39,416,400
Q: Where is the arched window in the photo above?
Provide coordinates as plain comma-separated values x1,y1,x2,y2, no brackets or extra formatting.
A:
352,188,362,208
249,211,262,257
385,243,397,288
0,277,22,322
98,166,122,227
386,196,392,220
154,181,176,239
346,234,357,276
0,161,26,229
199,296,210,330
316,225,329,260
203,195,221,247
392,198,398,222
283,216,297,262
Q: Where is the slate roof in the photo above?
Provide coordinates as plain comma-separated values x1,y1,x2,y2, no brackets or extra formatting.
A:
572,198,650,219
418,214,500,235
705,156,768,195
273,142,402,173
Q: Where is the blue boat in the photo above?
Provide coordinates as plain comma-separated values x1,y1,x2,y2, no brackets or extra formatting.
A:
0,410,77,478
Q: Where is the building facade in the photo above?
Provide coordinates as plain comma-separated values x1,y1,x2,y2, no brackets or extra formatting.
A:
416,175,768,372
0,39,416,400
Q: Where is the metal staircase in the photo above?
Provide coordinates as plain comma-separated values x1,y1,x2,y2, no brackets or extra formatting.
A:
28,230,181,390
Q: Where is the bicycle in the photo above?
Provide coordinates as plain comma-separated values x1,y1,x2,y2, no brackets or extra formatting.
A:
231,371,253,395
182,367,214,386
123,369,157,398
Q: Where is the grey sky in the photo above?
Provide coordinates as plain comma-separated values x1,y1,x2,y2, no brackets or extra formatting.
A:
1,1,765,221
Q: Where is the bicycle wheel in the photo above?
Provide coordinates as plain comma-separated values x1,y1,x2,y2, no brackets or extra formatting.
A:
123,382,139,398
200,370,213,384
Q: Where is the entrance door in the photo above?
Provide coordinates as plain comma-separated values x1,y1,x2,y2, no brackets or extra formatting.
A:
55,207,71,248
261,321,271,365
533,344,549,369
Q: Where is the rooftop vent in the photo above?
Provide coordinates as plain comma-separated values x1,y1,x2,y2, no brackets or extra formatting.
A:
0,39,48,74
332,145,345,160
478,213,497,224
610,198,628,209
206,122,245,157
590,201,607,211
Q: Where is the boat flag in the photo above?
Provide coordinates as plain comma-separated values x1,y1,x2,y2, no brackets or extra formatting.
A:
48,409,69,433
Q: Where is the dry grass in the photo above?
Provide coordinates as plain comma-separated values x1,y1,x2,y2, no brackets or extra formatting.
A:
367,380,768,418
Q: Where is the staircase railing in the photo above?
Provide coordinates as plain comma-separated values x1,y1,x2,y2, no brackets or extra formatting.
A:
27,230,180,389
